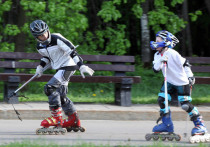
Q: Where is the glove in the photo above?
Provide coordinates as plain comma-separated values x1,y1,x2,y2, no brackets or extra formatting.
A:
79,65,94,78
188,77,195,86
36,65,43,78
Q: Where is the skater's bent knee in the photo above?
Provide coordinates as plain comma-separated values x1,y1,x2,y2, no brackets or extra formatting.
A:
158,96,165,108
44,84,56,96
180,101,194,113
181,104,189,111
61,97,69,105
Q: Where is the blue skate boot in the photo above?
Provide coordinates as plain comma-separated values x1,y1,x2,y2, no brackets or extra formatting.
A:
152,111,174,133
145,110,181,141
191,116,207,136
189,115,210,143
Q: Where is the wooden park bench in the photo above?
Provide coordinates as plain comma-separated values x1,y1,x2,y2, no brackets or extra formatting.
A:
0,52,141,106
186,57,210,84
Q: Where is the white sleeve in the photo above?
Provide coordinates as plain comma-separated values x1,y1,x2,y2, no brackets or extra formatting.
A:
175,51,193,77
57,39,74,55
175,51,185,66
184,66,193,77
153,53,163,71
57,39,83,64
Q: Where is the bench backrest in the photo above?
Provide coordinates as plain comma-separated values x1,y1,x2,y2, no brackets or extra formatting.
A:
0,52,135,73
186,57,210,73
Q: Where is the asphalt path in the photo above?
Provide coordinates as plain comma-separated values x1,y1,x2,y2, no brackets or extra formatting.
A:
0,120,210,146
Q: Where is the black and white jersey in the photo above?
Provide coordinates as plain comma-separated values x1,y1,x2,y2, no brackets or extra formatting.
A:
37,33,82,70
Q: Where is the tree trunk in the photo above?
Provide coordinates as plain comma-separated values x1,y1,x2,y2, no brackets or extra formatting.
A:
128,15,138,56
204,0,210,14
14,1,26,52
183,0,192,56
141,0,150,66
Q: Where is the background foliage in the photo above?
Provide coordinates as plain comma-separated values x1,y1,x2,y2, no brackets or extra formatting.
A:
1,0,209,56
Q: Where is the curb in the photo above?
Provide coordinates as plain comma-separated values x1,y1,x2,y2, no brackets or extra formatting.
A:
1,102,210,121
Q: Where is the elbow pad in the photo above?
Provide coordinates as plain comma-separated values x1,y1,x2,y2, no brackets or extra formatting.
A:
70,51,84,67
40,57,50,68
183,60,193,77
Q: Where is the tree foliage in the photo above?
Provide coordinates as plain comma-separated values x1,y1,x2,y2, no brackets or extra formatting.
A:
0,0,207,58
148,0,186,34
0,0,14,52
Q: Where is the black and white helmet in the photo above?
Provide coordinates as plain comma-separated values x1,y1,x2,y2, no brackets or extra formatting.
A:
30,20,51,45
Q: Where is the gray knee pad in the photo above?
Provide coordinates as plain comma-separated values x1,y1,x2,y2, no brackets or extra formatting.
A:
180,101,194,113
181,104,189,111
44,84,61,108
44,84,56,96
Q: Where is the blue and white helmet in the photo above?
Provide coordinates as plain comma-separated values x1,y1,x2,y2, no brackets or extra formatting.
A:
150,30,179,50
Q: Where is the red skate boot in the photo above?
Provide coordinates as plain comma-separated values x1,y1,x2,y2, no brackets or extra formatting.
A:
62,112,85,132
36,107,67,135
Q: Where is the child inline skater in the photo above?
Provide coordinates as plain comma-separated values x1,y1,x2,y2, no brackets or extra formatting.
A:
145,30,209,143
30,20,94,135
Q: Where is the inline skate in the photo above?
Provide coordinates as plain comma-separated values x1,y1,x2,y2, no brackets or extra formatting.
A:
36,107,67,135
189,116,210,143
62,112,85,132
145,112,181,141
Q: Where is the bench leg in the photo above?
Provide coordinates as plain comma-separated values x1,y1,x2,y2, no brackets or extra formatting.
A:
115,78,133,107
4,76,20,104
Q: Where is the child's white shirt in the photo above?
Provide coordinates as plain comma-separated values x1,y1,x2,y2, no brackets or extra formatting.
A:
153,48,190,86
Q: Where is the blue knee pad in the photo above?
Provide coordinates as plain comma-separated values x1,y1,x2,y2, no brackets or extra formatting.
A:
178,95,192,102
188,107,199,118
158,93,172,101
158,93,171,114
160,107,171,114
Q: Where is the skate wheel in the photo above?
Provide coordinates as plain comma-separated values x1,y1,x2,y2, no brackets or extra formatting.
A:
73,128,79,132
54,131,59,135
42,131,48,135
194,136,201,143
189,136,195,144
67,127,72,132
153,136,159,141
48,131,54,135
36,128,42,135
80,127,86,132
175,134,181,141
206,136,210,142
160,136,166,141
200,137,205,143
61,128,67,135
145,134,152,141
204,134,210,142
167,136,174,141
